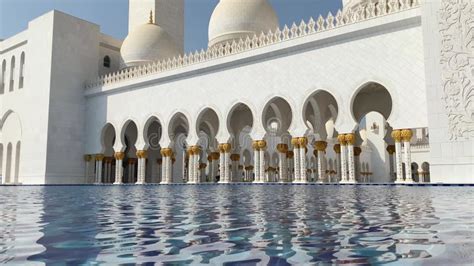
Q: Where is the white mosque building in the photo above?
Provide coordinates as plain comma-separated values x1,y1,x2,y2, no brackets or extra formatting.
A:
0,0,472,185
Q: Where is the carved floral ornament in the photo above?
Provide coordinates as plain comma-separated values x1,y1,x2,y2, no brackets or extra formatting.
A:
439,0,474,140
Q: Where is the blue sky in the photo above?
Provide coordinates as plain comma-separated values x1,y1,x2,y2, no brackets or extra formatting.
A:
0,0,342,52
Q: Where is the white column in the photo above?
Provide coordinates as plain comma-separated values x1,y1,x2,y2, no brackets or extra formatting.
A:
278,150,287,182
402,129,414,183
187,150,193,183
333,144,341,183
104,160,109,184
219,150,225,183
224,152,230,183
253,147,262,183
95,155,104,184
136,151,147,184
157,160,162,183
114,154,123,185
161,157,167,183
287,154,293,182
299,147,307,183
259,149,265,182
345,134,356,183
292,138,300,183
392,130,404,183
338,135,348,183
167,156,172,183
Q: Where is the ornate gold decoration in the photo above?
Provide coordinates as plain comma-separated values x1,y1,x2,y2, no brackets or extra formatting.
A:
114,152,125,160
314,141,327,151
391,130,402,142
276,143,288,153
354,147,362,156
160,148,173,157
230,154,240,161
401,129,413,142
286,151,294,159
191,145,201,155
291,137,300,148
219,143,231,153
344,133,356,145
386,145,395,155
136,150,147,159
298,137,308,147
211,152,220,160
257,140,267,150
199,163,207,170
95,154,105,161
333,144,341,154
252,141,260,151
337,134,346,145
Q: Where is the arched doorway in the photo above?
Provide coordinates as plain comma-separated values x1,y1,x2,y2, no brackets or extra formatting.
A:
262,97,293,182
100,123,116,183
227,103,253,182
121,121,138,183
303,90,339,182
352,82,393,183
143,117,162,183
196,108,220,182
168,112,189,182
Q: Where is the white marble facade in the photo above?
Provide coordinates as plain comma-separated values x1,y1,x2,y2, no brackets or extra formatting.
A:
0,0,472,185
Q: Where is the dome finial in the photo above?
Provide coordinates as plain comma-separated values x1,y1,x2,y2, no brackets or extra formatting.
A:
148,10,154,24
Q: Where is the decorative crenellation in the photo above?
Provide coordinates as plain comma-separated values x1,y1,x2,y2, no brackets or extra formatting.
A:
85,0,420,89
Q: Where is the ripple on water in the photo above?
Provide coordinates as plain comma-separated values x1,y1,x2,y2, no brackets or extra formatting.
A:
0,185,473,265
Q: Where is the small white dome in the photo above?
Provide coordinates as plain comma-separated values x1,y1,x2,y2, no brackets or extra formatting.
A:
208,0,279,48
120,23,179,68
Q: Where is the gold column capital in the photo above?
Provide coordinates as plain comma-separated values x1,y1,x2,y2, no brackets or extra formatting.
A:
298,137,308,147
160,148,173,157
337,134,346,145
277,143,288,153
95,154,105,161
114,152,125,160
333,144,341,154
354,147,362,156
211,152,220,160
291,137,300,148
230,153,240,161
401,129,413,142
286,151,294,159
257,140,267,150
391,130,402,142
136,150,147,159
314,141,328,151
345,133,356,145
386,145,395,155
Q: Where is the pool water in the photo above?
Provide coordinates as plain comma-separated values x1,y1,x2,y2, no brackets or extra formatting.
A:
0,185,473,265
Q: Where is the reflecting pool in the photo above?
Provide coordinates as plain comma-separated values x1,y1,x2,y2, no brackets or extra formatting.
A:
0,185,473,265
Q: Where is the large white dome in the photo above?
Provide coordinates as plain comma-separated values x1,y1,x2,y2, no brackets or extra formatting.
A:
208,0,279,48
120,23,179,68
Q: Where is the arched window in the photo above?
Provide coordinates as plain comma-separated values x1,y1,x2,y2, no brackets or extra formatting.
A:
103,56,111,68
19,52,25,89
0,60,6,94
9,56,15,92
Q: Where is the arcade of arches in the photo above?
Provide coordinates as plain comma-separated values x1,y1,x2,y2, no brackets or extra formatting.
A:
84,84,431,185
